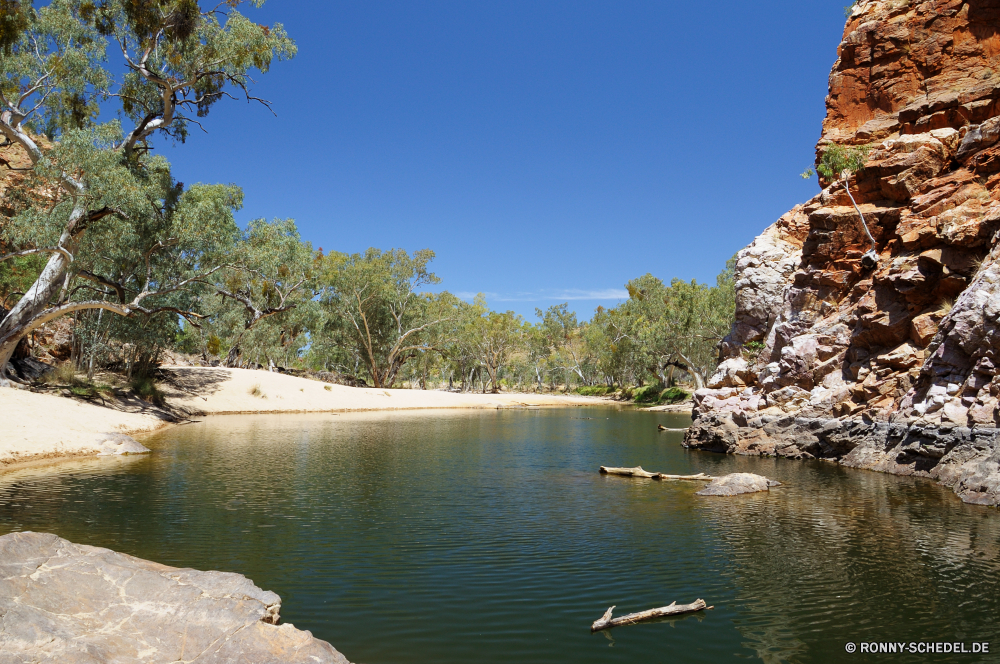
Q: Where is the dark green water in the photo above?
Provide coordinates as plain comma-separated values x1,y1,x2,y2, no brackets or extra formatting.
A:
2,407,1000,663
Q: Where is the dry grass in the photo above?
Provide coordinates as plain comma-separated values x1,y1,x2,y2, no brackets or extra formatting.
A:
248,383,265,398
42,362,77,386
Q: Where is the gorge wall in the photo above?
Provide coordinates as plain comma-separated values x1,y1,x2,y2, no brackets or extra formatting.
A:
685,0,1000,506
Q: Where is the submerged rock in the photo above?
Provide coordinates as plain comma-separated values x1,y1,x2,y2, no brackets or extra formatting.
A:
695,473,780,497
0,532,351,663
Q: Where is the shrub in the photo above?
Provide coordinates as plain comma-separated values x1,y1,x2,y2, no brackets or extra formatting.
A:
131,375,165,406
742,340,766,364
574,385,616,396
632,385,663,403
818,143,872,181
248,383,264,398
44,362,77,386
659,387,690,404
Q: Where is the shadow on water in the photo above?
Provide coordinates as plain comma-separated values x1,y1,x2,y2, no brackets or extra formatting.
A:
0,407,998,663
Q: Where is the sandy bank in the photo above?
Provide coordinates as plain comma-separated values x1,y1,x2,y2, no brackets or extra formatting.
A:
0,366,607,470
0,387,171,467
158,366,602,415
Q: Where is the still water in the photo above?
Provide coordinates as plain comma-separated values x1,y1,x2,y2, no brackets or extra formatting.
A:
2,407,1000,663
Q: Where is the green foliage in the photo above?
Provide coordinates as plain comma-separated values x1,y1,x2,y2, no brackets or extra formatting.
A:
816,143,872,181
206,334,222,356
205,217,318,368
574,385,616,396
130,374,164,406
659,386,689,404
741,340,766,363
0,0,297,379
632,384,663,403
173,322,202,355
314,248,444,387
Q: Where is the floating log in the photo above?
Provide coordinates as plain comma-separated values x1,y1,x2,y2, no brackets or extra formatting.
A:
599,466,714,481
591,599,712,632
657,424,688,432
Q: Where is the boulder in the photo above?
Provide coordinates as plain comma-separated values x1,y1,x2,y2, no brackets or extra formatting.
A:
0,532,351,664
695,473,780,497
95,433,151,456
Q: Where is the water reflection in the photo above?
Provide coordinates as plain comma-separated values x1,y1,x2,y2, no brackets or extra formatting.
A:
0,408,997,663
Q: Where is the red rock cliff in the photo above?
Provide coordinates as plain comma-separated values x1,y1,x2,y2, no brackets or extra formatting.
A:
687,0,1000,505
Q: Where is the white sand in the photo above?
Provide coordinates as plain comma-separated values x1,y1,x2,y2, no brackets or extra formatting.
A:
0,387,169,465
0,366,606,469
160,366,601,415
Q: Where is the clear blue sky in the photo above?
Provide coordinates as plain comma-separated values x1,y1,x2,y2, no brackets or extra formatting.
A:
159,1,847,321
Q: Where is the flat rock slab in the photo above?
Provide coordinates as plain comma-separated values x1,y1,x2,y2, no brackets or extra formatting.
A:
696,473,780,496
0,532,351,664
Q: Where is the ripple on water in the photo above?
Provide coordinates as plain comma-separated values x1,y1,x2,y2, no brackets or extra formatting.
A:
1,409,999,663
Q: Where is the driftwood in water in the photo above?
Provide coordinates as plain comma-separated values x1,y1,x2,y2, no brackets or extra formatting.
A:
657,424,688,432
591,599,712,632
599,466,714,481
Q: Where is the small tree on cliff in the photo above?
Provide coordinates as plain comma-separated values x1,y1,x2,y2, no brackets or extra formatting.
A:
803,143,878,268
0,0,295,384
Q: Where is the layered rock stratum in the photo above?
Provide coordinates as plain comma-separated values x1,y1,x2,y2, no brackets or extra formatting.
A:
0,531,351,664
686,0,1000,506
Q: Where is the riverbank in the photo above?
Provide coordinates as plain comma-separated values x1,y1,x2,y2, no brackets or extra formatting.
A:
0,366,606,471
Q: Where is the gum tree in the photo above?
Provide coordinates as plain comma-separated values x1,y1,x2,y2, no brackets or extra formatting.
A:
0,0,294,383
318,248,450,388
208,217,318,368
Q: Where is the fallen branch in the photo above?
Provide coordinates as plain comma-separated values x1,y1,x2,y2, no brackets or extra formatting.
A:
591,599,712,632
599,466,714,481
657,425,688,432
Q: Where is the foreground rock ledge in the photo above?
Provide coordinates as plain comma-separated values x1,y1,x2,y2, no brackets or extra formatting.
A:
0,532,351,664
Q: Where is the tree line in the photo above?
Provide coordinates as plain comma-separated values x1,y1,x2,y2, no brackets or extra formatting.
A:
0,0,734,394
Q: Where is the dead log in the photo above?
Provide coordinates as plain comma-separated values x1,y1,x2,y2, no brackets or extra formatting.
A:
600,465,658,478
591,599,712,632
599,466,714,481
657,425,688,432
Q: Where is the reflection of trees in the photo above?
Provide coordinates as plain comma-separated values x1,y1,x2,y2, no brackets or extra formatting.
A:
697,464,1000,663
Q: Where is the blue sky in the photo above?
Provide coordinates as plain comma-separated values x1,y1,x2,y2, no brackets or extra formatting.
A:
158,1,848,321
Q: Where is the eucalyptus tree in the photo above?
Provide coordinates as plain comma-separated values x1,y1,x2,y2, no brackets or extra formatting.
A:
463,304,524,393
615,260,735,389
0,0,294,383
209,217,317,368
318,248,450,388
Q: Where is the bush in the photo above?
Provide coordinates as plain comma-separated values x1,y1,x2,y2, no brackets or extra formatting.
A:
574,385,616,396
131,375,165,406
632,385,663,403
659,387,690,404
43,362,77,386
818,143,872,181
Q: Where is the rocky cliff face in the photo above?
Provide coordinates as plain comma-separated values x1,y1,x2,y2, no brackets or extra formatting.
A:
686,0,1000,505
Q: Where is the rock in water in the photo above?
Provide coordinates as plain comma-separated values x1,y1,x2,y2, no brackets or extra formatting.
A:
0,532,351,663
696,473,780,497
95,432,151,456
